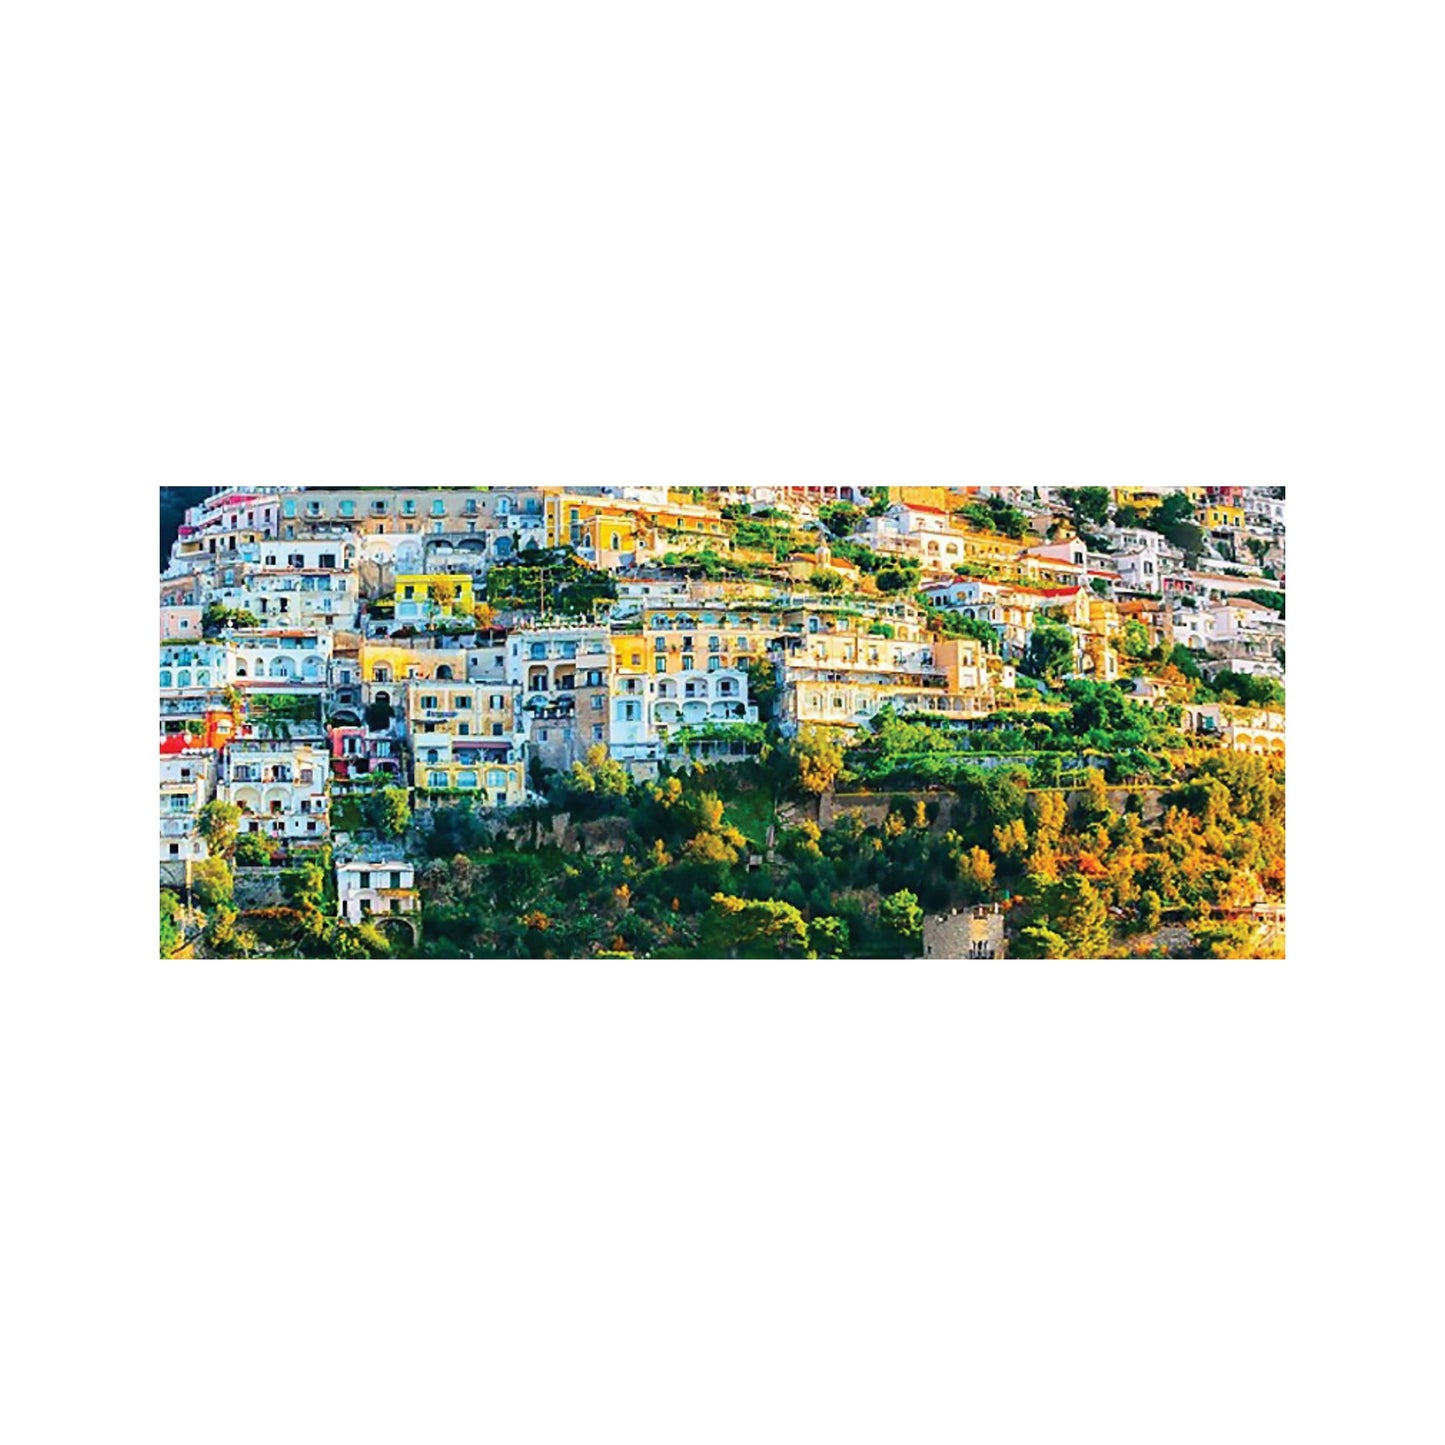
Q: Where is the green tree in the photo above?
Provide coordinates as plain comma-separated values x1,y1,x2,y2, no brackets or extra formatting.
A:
233,833,273,867
807,916,851,959
1121,619,1151,659
878,889,924,949
742,656,780,720
365,786,412,837
1024,622,1075,685
1052,874,1111,958
1138,890,1163,933
284,862,326,908
699,894,810,957
787,727,847,796
198,800,242,859
1014,924,1068,958
571,744,631,797
1059,487,1112,525
159,892,182,956
818,501,864,538
192,856,234,907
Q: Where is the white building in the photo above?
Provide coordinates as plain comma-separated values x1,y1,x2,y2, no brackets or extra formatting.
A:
159,749,218,864
159,643,235,698
336,858,420,926
220,741,331,842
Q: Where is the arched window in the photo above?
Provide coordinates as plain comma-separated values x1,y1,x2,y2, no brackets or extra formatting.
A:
373,665,391,683
160,670,173,688
436,665,454,681
177,670,191,687
456,770,478,789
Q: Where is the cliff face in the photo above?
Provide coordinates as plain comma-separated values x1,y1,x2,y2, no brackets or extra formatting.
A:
158,487,211,568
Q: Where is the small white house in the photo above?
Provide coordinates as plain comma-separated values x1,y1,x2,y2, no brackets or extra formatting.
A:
336,859,419,925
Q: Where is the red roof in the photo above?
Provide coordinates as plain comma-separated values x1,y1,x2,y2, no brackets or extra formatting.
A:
903,503,950,516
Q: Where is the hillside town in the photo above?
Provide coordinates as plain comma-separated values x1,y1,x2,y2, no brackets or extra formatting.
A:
159,486,1286,959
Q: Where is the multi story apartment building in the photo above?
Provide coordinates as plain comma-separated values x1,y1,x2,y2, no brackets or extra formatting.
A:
607,630,652,766
328,726,406,791
158,746,219,864
219,741,331,842
775,606,1008,731
269,488,545,538
226,630,333,687
208,566,359,631
336,857,421,927
159,642,235,699
507,625,611,771
164,491,278,578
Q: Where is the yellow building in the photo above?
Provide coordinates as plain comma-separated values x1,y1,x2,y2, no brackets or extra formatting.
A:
579,512,638,568
894,486,970,512
1201,503,1244,530
358,644,470,687
1112,487,1165,515
393,573,476,623
778,605,1007,728
408,679,525,804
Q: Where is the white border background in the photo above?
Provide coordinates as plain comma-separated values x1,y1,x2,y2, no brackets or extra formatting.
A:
6,4,1441,1441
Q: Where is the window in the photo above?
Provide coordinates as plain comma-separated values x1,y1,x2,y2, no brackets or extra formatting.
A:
681,656,694,670
592,696,604,710
530,643,546,659
359,871,371,888
456,771,478,788
609,533,620,550
707,658,720,672
169,843,179,856
431,499,445,516
655,657,667,672
465,498,477,514
402,498,416,515
420,695,438,710
489,694,503,709
491,723,503,736
283,499,296,518
160,670,173,687
655,637,667,651
487,770,506,787
458,723,470,736
708,636,720,652
371,500,387,514
339,500,355,518
428,770,448,788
